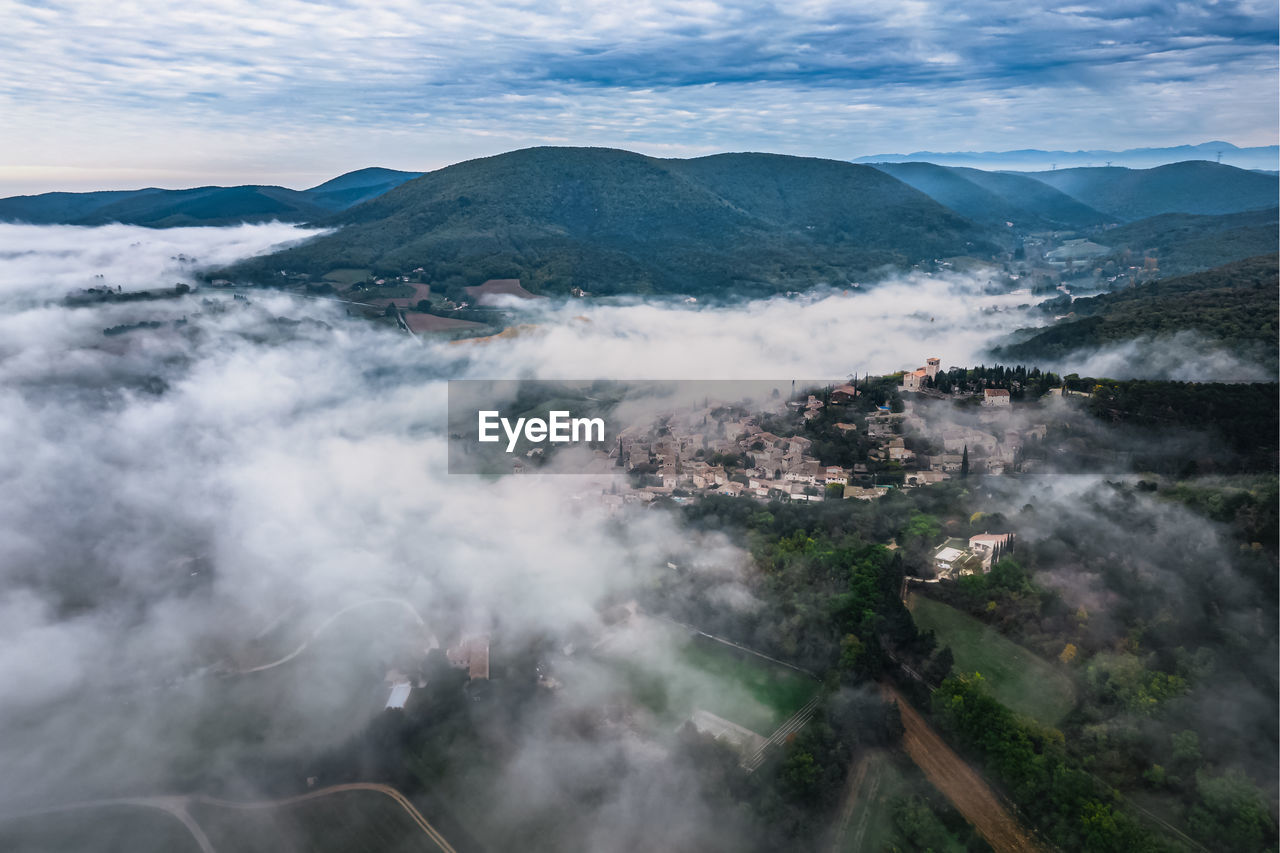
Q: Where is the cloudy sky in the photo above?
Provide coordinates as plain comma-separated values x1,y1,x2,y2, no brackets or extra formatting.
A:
2,0,1277,194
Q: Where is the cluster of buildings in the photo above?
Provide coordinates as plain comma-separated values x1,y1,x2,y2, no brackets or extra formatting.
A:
383,633,490,711
614,412,851,502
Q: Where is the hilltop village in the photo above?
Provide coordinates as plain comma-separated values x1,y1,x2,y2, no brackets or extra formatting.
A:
580,359,1060,512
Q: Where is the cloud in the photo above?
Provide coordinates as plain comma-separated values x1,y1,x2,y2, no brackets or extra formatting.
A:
0,1,1275,192
1040,330,1274,382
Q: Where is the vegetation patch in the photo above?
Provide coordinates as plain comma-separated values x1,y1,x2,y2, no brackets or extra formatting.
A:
910,593,1076,725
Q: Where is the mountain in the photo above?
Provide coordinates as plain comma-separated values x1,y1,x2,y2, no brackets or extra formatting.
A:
0,167,422,227
854,141,1279,172
1021,161,1278,222
1097,208,1279,278
302,167,423,210
222,147,996,297
871,162,1108,229
994,254,1279,367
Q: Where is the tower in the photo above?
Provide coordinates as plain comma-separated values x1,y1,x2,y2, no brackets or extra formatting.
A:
926,357,940,379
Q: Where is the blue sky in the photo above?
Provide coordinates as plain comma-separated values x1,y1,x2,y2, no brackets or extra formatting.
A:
2,0,1276,193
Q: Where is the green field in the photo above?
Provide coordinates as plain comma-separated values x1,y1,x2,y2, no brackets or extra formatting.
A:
909,594,1076,725
677,637,817,733
321,267,373,285
605,623,819,735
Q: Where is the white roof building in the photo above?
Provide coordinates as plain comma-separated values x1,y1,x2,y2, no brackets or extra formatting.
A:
385,681,412,710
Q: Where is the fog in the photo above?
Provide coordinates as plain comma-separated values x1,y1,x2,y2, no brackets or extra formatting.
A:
0,223,1270,849
1040,330,1273,383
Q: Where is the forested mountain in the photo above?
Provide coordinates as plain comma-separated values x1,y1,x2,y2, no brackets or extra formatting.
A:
0,167,422,227
302,167,425,210
872,162,1109,228
995,254,1279,366
221,147,995,296
1097,207,1280,278
1022,161,1278,221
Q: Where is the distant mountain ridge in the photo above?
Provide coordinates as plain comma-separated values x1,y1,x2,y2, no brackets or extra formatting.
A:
855,141,1279,171
871,162,1109,229
1020,161,1278,221
0,168,422,227
222,146,993,296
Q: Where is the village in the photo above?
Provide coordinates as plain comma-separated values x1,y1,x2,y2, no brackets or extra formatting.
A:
570,357,1056,512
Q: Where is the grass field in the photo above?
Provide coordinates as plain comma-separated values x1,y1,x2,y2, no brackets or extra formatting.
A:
677,637,817,733
321,267,373,285
0,805,202,853
909,594,1076,725
606,623,819,735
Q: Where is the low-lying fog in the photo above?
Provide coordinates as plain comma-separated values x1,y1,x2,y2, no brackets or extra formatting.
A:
0,223,1267,848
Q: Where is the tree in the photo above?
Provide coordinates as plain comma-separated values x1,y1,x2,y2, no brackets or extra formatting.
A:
961,444,970,479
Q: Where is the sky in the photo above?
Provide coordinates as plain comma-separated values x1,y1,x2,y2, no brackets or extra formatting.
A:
1,0,1277,194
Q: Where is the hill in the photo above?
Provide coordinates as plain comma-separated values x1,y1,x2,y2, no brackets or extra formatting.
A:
1021,161,1278,221
994,254,1279,367
0,167,421,227
222,147,994,297
871,162,1108,229
1097,208,1279,278
302,167,423,210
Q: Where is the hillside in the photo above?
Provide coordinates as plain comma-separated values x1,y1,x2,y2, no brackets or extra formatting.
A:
994,254,1279,367
0,167,421,227
1022,161,1278,221
222,147,994,296
871,162,1108,229
1097,208,1279,278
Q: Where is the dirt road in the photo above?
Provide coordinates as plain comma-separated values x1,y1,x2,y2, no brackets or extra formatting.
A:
881,683,1045,853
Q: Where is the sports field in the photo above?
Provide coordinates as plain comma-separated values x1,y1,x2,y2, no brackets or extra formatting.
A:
605,620,819,735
